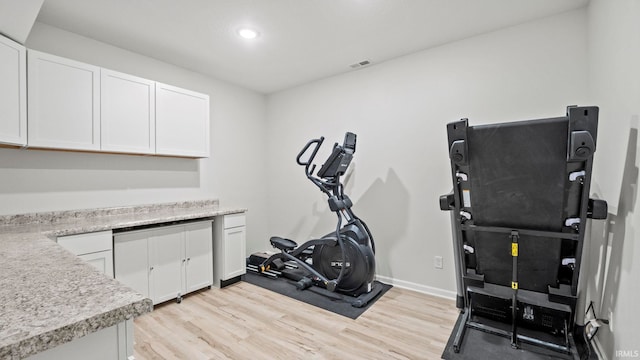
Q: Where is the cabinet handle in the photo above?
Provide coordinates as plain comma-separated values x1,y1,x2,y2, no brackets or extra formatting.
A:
150,266,154,271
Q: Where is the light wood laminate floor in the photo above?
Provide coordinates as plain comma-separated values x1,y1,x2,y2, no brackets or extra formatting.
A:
133,281,459,360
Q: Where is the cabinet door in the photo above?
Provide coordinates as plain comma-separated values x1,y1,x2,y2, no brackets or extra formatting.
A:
101,69,155,154
155,82,209,158
0,35,26,146
79,250,114,278
114,231,150,298
58,230,114,277
223,226,246,280
27,50,100,151
149,226,184,304
184,221,213,293
28,322,123,360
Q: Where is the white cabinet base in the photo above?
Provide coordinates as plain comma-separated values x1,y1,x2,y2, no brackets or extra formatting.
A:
57,230,114,278
114,220,213,305
27,319,134,360
213,213,247,287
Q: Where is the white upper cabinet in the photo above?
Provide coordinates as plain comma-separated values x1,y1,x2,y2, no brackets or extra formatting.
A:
27,50,100,151
156,82,210,158
101,69,155,154
0,35,27,146
24,49,209,158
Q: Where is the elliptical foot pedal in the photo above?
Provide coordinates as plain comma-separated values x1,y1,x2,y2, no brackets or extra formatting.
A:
246,263,280,278
270,236,298,251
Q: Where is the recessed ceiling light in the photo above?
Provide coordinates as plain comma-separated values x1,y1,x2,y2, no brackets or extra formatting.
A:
237,27,259,40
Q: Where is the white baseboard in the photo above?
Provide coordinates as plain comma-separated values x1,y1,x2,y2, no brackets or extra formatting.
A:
375,275,457,300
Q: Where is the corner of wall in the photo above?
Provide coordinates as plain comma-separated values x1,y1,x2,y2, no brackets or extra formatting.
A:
0,0,45,44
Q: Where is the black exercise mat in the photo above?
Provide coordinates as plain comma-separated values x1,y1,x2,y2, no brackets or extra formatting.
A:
442,313,584,360
243,271,391,319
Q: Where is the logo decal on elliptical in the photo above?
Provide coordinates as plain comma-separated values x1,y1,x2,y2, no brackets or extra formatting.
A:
331,260,351,268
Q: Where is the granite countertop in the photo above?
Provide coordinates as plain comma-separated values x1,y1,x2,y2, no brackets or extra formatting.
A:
0,199,246,359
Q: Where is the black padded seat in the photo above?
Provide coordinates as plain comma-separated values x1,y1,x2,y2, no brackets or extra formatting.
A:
270,236,298,251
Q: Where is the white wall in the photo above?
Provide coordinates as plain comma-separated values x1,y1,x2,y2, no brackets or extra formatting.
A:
585,0,640,358
265,10,589,294
0,22,269,249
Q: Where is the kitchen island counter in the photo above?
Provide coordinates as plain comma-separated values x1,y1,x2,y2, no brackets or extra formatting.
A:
0,199,245,359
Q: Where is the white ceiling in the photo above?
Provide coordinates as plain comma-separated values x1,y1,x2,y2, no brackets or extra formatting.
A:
34,0,589,94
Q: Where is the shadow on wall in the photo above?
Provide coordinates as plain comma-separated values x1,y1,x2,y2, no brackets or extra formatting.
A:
0,148,200,193
307,167,411,279
591,125,638,357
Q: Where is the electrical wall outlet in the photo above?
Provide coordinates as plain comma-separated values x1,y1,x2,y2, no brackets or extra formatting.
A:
434,256,443,269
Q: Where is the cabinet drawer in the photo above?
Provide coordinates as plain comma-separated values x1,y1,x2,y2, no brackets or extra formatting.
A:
224,213,245,229
58,230,113,255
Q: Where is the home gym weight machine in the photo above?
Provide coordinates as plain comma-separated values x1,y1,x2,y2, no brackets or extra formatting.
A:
440,106,607,358
250,132,383,307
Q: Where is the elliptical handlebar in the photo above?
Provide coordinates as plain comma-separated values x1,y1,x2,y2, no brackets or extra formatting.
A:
296,137,325,175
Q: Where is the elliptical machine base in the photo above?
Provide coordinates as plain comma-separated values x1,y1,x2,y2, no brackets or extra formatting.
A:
247,253,384,309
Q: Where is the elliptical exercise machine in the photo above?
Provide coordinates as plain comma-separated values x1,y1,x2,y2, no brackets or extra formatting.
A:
255,132,382,307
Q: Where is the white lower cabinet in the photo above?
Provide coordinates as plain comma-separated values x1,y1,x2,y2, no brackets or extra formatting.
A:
27,319,134,360
114,220,213,304
113,229,151,298
213,213,246,286
57,230,114,278
184,221,215,293
148,226,184,304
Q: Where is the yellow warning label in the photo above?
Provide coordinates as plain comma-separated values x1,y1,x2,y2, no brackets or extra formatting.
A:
512,282,518,290
511,243,518,257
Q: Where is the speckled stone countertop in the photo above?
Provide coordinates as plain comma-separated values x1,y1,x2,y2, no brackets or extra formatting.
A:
0,199,246,359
